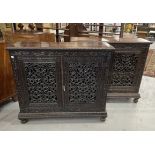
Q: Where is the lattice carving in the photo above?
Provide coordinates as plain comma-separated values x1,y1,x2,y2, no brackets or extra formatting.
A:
112,72,135,86
111,43,148,51
24,63,57,103
68,62,97,104
113,53,138,72
111,53,138,86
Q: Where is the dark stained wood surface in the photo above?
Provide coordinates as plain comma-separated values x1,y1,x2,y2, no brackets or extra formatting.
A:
70,37,151,44
106,38,151,102
7,42,114,122
7,41,115,50
105,37,151,44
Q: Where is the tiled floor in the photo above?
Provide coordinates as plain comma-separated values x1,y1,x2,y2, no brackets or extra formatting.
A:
0,75,155,131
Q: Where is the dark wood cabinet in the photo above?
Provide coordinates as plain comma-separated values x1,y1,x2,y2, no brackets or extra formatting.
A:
7,41,114,123
0,41,16,104
107,38,151,102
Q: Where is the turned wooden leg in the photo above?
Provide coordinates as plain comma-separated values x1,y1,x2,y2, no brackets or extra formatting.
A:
100,116,106,122
20,119,29,124
133,97,139,103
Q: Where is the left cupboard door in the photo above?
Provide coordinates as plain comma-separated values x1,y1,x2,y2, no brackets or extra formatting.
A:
11,55,63,113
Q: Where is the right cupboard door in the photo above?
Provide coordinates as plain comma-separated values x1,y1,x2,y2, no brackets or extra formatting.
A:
63,54,110,112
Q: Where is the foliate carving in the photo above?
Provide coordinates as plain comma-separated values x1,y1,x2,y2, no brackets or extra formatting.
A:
111,72,135,86
68,62,97,104
113,53,138,72
24,63,57,103
111,53,138,86
111,43,148,51
10,49,111,57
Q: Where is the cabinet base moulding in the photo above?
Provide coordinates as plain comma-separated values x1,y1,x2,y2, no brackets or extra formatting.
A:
107,93,140,103
18,111,107,123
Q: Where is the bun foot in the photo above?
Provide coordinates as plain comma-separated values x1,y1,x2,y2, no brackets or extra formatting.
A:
133,98,139,103
20,119,29,124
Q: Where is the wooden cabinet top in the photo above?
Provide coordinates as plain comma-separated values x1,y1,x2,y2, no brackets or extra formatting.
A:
70,37,152,44
104,37,151,44
7,41,115,50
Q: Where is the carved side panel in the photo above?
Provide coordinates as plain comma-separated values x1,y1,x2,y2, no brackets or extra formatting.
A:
10,55,29,112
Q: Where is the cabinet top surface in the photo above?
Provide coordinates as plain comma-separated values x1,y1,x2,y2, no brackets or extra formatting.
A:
105,37,152,44
70,37,152,44
7,41,115,50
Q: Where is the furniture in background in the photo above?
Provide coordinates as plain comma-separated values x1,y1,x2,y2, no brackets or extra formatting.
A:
56,23,123,42
54,23,70,42
4,32,55,43
7,41,114,123
35,23,43,32
0,29,3,40
0,41,16,104
83,23,122,37
63,23,88,42
51,23,88,42
17,23,25,32
149,31,155,39
137,31,148,38
136,25,151,38
143,49,155,77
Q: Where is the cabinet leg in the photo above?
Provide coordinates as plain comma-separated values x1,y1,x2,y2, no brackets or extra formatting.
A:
20,119,29,124
100,116,106,122
133,97,139,103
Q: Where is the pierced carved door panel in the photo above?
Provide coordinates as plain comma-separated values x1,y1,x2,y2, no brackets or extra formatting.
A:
109,43,149,93
63,55,109,112
12,55,63,113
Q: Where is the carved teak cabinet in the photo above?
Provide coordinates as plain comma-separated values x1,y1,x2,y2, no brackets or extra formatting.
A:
7,41,114,123
107,38,151,103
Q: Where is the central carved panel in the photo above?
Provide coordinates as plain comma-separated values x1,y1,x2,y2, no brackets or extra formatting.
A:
24,63,57,103
111,53,139,86
68,62,97,104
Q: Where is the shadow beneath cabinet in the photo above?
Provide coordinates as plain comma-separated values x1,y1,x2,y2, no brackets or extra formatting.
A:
106,98,134,103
